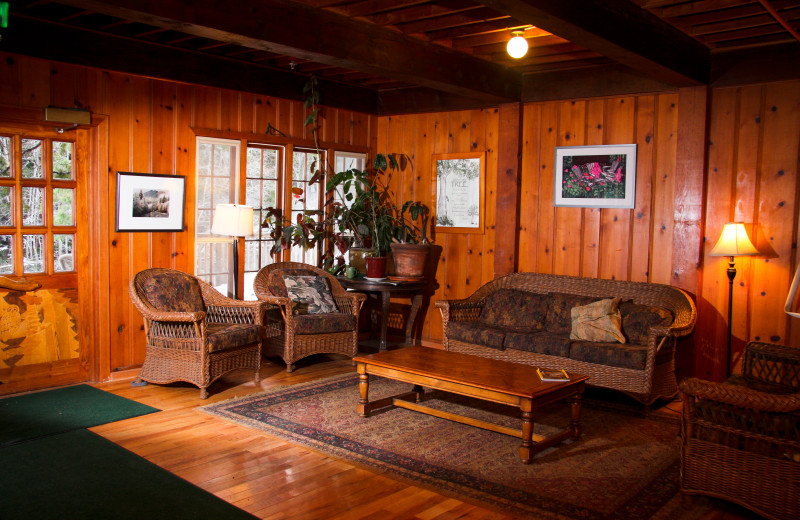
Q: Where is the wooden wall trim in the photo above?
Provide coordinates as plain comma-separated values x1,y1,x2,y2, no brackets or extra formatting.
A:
494,103,522,277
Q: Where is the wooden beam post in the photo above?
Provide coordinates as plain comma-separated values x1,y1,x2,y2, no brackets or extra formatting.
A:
494,102,523,277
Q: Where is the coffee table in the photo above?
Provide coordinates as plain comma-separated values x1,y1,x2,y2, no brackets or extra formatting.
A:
353,346,589,464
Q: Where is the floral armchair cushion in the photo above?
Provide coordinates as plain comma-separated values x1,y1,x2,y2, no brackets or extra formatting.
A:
284,275,338,315
266,268,317,297
140,270,206,313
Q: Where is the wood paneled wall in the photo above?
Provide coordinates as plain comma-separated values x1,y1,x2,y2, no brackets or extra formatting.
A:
380,83,800,382
0,52,375,379
3,50,799,384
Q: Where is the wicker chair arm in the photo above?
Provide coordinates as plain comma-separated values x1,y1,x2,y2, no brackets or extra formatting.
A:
334,292,366,315
207,300,266,326
680,377,800,413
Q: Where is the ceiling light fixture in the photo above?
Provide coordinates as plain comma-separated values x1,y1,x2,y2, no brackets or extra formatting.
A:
506,30,528,59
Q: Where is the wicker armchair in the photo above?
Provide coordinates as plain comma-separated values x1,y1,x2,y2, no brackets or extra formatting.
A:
253,262,366,372
679,341,800,520
129,268,265,399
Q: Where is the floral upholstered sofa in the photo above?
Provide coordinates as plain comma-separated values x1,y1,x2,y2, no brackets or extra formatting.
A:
435,272,696,405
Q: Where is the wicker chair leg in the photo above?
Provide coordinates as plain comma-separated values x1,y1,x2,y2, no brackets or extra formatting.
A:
200,387,209,399
286,363,296,373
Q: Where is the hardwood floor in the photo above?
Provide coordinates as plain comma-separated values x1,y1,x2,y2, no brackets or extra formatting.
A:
88,354,764,520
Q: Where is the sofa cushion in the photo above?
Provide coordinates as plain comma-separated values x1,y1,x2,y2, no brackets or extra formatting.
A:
266,268,317,297
479,289,547,332
570,297,625,343
292,313,356,335
284,275,338,314
620,302,673,344
504,331,571,357
570,340,648,370
206,322,263,352
545,293,598,335
447,321,506,350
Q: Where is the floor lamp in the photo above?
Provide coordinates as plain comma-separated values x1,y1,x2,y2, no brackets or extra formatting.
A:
709,222,759,378
211,203,254,300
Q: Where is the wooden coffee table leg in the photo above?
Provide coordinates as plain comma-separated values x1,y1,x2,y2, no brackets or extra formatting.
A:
412,384,424,402
357,363,370,417
519,398,534,464
570,386,584,439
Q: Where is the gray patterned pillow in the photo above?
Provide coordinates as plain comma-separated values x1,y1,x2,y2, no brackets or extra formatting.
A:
284,275,338,315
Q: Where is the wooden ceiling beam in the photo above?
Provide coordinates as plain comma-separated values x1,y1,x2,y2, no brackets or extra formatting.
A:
480,0,710,85
1,16,380,114
50,0,522,103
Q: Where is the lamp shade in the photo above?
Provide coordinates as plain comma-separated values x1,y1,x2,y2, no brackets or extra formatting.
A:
211,204,254,237
506,31,528,59
709,222,758,257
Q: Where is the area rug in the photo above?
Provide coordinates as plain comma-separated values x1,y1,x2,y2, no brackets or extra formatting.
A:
0,428,257,520
200,374,707,519
0,384,159,446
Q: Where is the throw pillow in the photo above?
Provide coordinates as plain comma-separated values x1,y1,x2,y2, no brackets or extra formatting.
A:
284,275,338,315
570,297,626,343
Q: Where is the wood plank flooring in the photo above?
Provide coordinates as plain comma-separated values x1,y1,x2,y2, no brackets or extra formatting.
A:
88,354,763,520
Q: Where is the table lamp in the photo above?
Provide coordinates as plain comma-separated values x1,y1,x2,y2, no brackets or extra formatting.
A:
709,222,759,377
211,203,253,299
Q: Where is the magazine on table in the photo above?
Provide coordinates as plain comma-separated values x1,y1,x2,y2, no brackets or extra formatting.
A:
536,368,570,382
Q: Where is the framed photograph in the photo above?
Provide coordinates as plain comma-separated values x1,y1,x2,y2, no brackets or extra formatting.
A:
115,172,186,232
554,144,637,208
433,152,485,234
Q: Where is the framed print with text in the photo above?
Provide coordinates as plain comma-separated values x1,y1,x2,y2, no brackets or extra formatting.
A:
433,152,485,234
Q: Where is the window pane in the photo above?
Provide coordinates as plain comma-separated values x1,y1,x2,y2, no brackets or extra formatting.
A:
197,143,212,176
195,242,212,275
0,136,11,178
22,187,45,226
0,235,12,274
213,144,231,174
212,177,231,205
262,149,278,179
263,179,278,208
22,234,44,273
53,234,74,272
0,186,12,226
244,240,259,272
245,179,261,208
52,141,73,179
246,148,261,177
196,208,213,235
53,188,74,226
21,139,43,179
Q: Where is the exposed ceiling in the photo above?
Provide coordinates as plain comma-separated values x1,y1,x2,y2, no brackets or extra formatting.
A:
2,0,799,115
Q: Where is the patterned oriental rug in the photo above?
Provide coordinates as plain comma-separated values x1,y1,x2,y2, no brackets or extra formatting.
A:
200,374,709,519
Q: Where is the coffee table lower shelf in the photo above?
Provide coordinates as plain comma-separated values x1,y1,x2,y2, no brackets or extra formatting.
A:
355,355,587,464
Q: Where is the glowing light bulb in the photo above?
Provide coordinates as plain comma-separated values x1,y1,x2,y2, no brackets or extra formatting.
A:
507,31,528,59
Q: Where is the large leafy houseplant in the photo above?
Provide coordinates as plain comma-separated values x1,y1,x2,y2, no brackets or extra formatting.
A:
261,77,429,272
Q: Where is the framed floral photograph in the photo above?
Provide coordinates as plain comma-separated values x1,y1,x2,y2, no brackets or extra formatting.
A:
115,172,186,232
554,144,637,208
433,152,485,234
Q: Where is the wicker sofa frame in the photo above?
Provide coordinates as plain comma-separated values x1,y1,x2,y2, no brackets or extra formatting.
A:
129,268,265,399
679,341,800,520
253,262,366,372
435,272,696,405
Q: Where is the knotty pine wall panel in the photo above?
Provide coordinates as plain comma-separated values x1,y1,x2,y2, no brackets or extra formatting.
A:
695,81,800,380
0,52,375,375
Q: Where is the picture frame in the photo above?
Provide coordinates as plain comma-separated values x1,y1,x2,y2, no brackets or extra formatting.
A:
433,152,485,234
115,172,186,232
554,144,637,208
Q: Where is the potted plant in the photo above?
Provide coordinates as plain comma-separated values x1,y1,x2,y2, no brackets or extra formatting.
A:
390,200,431,279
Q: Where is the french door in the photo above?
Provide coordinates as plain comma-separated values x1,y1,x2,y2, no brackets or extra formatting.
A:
0,124,89,395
